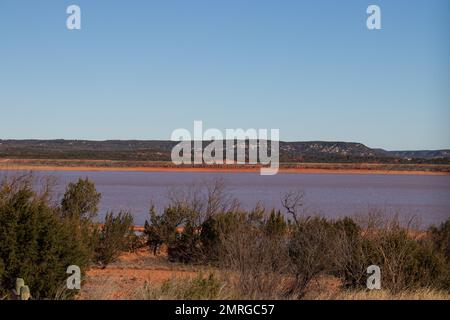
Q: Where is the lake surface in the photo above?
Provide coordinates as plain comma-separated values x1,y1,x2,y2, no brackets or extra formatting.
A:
1,170,449,227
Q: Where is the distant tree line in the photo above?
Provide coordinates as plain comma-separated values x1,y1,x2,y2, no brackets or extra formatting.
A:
1,140,449,164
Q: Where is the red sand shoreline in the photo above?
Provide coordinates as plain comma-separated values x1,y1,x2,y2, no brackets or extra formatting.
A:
1,163,449,176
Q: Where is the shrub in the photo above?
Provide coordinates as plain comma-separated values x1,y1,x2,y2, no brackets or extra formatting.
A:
429,219,450,261
264,210,287,237
335,216,450,292
406,240,450,291
365,221,447,292
167,224,202,263
61,178,101,221
145,179,238,264
216,209,290,299
180,273,222,300
285,217,337,298
144,207,165,255
334,217,373,288
0,175,90,299
144,205,188,256
127,233,147,252
60,178,102,263
93,211,134,267
199,216,221,262
144,204,203,263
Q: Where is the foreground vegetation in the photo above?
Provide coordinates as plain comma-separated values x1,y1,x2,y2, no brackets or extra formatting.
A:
0,175,449,300
143,181,450,299
0,174,135,299
132,273,450,300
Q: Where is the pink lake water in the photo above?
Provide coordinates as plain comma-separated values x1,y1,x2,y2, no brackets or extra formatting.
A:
2,170,449,227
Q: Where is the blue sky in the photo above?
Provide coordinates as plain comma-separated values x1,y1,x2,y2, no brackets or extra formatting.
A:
0,0,449,150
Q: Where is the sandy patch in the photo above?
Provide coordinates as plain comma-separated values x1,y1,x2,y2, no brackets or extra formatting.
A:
77,248,198,300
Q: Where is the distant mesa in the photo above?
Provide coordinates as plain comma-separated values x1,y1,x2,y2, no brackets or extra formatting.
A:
0,139,449,163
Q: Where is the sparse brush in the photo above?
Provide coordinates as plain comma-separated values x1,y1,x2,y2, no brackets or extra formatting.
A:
134,272,232,300
93,211,135,268
314,288,450,300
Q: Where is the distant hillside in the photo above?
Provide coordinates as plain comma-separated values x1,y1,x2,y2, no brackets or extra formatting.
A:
0,139,448,164
0,139,176,161
279,141,381,161
388,150,450,159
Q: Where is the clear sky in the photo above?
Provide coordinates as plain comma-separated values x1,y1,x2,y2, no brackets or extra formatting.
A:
0,0,449,150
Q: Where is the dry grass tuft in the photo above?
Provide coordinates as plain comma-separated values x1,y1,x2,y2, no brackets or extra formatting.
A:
314,288,450,300
133,272,235,300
